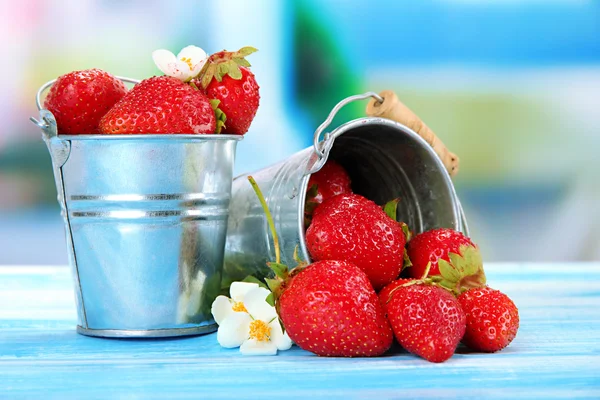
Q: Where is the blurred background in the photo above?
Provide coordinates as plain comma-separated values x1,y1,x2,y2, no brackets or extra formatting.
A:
0,0,598,265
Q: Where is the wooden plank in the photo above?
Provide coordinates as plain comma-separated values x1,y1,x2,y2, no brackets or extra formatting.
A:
1,263,599,399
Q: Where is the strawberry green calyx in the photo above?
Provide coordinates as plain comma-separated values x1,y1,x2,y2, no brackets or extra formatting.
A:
400,222,412,242
403,249,413,270
210,99,227,133
432,244,487,296
304,184,319,226
383,198,400,221
197,46,258,90
386,262,432,304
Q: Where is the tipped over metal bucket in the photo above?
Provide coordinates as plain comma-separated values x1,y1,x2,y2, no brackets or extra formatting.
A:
223,93,468,284
31,79,241,338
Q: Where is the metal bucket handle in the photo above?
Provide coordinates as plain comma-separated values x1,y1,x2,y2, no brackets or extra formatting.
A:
308,92,383,175
305,91,470,236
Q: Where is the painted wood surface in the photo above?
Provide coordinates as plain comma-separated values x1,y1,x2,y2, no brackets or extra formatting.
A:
1,263,599,399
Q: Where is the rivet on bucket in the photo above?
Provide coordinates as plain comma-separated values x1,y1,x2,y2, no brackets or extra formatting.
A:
223,92,468,285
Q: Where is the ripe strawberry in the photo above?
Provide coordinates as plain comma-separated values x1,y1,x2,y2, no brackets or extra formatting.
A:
378,278,414,312
386,283,466,363
458,287,519,352
99,76,215,134
307,160,352,206
305,160,352,222
405,228,487,297
197,47,260,135
44,69,127,134
277,260,393,357
306,193,406,290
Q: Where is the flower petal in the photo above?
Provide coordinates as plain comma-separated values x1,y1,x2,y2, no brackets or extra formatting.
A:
244,287,277,321
177,45,207,65
152,49,178,76
240,339,278,356
216,312,252,348
211,295,233,325
269,320,293,351
177,45,207,79
230,282,259,302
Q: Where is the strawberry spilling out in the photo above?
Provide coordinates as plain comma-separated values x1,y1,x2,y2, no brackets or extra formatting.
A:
406,228,476,279
276,260,393,357
386,282,466,363
44,69,127,134
306,193,407,290
458,286,519,352
99,76,216,134
305,160,353,219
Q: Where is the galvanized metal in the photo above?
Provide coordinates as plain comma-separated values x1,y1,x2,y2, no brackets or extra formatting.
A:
32,79,241,338
224,93,468,284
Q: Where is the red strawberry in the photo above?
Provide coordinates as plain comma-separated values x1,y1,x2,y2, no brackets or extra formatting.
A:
405,228,487,297
44,69,127,134
305,160,352,225
99,76,215,134
306,193,406,290
406,228,475,279
378,278,414,311
277,260,393,357
197,47,260,135
307,160,352,207
458,287,519,352
386,283,466,363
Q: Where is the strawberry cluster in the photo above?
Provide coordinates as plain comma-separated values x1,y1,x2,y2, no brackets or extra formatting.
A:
257,161,519,363
43,47,259,135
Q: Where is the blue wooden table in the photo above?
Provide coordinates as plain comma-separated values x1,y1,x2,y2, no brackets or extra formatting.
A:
1,263,599,399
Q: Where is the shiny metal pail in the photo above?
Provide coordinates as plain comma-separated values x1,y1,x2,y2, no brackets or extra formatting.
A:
223,93,468,284
31,78,241,338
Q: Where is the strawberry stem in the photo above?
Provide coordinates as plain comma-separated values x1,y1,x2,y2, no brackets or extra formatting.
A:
248,176,281,264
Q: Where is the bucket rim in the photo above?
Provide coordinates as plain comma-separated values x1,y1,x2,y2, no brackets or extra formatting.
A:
58,134,244,141
297,116,465,262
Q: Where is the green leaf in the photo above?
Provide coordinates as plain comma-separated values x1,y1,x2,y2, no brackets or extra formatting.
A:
265,293,275,307
438,258,460,282
448,252,467,274
293,245,303,265
402,248,413,270
234,57,251,68
265,278,281,294
267,262,289,280
237,46,258,57
242,275,268,290
400,222,412,242
227,60,242,79
306,184,319,199
383,198,400,221
201,63,216,89
217,63,229,80
209,99,221,110
459,245,483,276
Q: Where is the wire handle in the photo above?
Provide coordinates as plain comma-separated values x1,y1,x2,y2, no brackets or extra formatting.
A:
312,92,383,160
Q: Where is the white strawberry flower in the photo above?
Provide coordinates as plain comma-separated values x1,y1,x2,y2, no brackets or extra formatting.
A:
211,282,292,356
152,45,207,82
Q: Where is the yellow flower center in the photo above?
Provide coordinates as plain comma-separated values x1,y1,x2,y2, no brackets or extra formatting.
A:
231,301,247,313
180,57,194,71
248,320,271,342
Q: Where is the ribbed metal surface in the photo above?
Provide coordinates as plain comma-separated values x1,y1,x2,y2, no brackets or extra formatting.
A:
36,107,241,337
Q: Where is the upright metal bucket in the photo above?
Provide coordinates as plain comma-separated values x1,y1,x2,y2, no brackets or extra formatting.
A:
32,79,241,338
224,93,468,284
